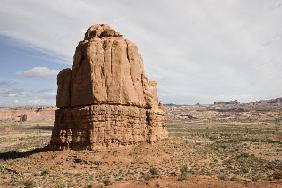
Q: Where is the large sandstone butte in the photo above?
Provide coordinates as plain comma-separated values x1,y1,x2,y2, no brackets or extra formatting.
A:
50,24,168,150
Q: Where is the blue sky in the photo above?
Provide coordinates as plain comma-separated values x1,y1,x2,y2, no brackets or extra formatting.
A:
0,0,282,106
0,36,68,106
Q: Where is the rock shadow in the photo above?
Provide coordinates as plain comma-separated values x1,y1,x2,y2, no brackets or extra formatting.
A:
0,147,49,160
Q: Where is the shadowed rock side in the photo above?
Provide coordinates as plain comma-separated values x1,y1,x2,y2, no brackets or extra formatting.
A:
50,24,168,150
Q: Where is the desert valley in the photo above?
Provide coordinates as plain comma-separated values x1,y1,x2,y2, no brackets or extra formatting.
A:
0,97,281,187
1,2,282,187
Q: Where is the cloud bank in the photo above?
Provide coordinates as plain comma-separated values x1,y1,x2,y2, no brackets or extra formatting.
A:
20,67,59,77
0,87,56,107
0,0,281,105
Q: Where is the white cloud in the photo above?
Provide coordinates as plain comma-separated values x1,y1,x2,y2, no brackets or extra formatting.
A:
0,0,282,104
20,67,59,77
0,88,55,98
0,88,56,107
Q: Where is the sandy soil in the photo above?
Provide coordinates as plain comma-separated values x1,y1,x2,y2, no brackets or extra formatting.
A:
0,104,281,187
102,176,281,188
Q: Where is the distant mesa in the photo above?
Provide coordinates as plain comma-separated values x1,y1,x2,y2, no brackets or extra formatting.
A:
49,24,168,150
214,100,239,105
256,97,282,104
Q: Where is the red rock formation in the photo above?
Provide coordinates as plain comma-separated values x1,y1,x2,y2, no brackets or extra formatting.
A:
50,24,168,150
0,107,55,122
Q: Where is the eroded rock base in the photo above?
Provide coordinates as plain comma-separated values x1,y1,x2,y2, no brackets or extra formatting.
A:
50,104,167,150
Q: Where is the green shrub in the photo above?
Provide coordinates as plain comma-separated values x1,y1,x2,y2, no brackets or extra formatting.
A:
218,173,228,181
240,152,250,158
40,170,49,176
0,164,6,171
179,164,189,180
102,178,111,186
143,167,159,180
149,167,159,177
272,171,282,180
24,180,36,188
230,175,240,181
240,166,249,173
55,179,65,188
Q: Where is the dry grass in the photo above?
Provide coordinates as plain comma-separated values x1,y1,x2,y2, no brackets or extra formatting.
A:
0,106,281,187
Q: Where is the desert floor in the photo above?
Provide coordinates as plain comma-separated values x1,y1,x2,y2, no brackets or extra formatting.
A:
0,105,281,187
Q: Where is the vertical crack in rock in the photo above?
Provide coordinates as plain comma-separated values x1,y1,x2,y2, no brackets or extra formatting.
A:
50,24,168,150
126,41,135,87
110,43,113,75
101,40,107,101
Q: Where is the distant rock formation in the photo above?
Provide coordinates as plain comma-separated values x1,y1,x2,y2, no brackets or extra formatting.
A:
18,114,27,122
50,24,168,150
214,100,239,105
256,97,282,104
0,107,55,122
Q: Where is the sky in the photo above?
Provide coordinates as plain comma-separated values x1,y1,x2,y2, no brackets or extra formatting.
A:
0,0,281,106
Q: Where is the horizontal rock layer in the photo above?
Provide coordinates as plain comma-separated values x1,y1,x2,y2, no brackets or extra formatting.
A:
50,104,167,150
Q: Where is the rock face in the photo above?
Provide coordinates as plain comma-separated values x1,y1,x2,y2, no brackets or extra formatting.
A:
50,24,168,150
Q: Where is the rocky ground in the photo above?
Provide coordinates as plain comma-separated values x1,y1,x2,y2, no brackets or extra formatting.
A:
0,102,282,187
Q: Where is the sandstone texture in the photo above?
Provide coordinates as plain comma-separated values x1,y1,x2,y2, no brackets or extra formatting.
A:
50,24,168,150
